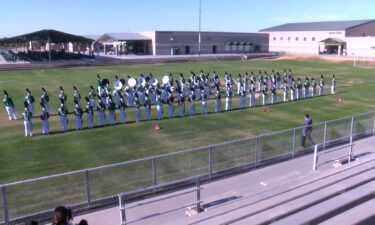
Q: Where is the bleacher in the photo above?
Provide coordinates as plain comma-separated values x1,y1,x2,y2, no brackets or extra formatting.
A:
171,153,375,225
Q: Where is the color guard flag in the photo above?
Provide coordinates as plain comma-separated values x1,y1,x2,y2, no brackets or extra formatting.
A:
336,98,342,102
152,124,160,131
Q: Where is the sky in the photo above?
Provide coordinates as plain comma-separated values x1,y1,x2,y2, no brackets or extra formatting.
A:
1,0,375,37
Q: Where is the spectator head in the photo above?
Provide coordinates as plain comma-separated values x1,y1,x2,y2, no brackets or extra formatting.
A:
52,206,68,225
305,113,310,118
78,219,88,225
66,208,73,223
26,221,38,225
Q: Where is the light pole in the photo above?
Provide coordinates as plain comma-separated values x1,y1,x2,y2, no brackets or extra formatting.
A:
198,0,202,56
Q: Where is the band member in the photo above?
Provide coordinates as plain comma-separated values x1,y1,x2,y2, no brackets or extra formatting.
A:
97,99,106,126
88,85,96,108
59,86,67,107
107,98,116,125
303,77,310,98
167,94,174,118
156,95,163,120
290,81,295,101
144,97,151,121
319,75,324,96
225,90,232,111
201,90,208,114
22,107,33,137
73,104,83,130
85,97,94,128
25,88,35,116
188,91,195,116
58,104,68,132
249,85,255,107
40,88,50,113
271,86,276,104
296,78,302,100
3,90,17,120
262,87,268,106
283,83,289,102
119,97,127,124
311,78,316,97
134,98,141,122
73,86,81,106
178,95,185,117
331,75,336,94
40,106,50,134
214,88,221,112
237,74,242,95
239,86,246,109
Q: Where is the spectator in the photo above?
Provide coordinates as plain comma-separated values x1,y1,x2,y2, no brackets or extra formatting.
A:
301,113,315,147
67,208,74,225
26,221,38,225
52,206,68,225
78,220,88,225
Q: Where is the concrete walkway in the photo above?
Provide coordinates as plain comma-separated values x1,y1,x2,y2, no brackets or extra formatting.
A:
72,136,375,225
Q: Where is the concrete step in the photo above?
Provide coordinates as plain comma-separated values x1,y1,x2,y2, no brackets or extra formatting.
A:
270,181,375,225
319,198,375,225
172,155,375,225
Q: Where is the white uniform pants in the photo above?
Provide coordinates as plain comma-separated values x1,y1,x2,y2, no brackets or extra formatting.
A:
189,103,195,115
59,116,67,132
319,87,323,96
249,95,255,107
75,116,82,130
262,94,267,106
87,113,93,128
239,96,245,108
331,85,335,94
134,108,140,122
179,104,185,117
24,120,32,136
156,105,163,120
215,100,221,112
201,101,207,114
283,92,288,102
41,120,49,134
225,98,232,111
5,106,17,120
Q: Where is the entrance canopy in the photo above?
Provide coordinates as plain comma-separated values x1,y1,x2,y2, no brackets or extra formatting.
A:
319,38,346,46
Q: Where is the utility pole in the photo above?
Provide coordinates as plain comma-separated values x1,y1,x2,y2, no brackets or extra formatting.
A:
198,0,202,56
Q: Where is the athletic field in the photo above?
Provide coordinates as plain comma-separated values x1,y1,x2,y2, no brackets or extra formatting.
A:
0,57,374,184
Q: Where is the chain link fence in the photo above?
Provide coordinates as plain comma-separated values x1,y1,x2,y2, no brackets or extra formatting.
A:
1,111,374,224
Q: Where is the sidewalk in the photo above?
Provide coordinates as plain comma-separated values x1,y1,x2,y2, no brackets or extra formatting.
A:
72,136,375,225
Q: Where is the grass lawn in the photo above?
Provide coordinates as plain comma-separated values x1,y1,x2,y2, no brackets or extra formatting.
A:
0,57,374,185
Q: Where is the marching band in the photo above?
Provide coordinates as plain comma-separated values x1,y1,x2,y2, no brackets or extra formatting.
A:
2,70,337,136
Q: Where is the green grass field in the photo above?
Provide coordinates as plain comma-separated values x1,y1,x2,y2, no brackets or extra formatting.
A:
0,58,374,185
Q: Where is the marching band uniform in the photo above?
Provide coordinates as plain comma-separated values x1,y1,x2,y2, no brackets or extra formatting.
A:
249,86,255,107
73,104,83,130
303,78,310,98
156,96,163,120
283,83,289,102
22,108,33,137
85,99,94,128
215,90,221,112
225,90,232,111
119,98,127,123
40,88,50,113
88,86,96,108
3,91,17,120
262,87,268,106
107,99,116,125
178,96,185,117
40,107,50,134
271,87,276,104
59,87,67,107
25,89,35,116
168,95,174,118
144,98,151,121
331,75,336,94
296,79,302,100
134,99,141,122
188,92,195,116
258,72,262,91
58,104,68,132
201,91,208,114
276,73,281,89
290,82,295,101
319,75,324,96
243,72,249,93
97,100,106,126
239,87,246,109
311,78,316,97
73,86,81,106
237,74,242,95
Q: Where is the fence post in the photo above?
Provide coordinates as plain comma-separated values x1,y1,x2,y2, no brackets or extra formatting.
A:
1,185,9,225
119,194,126,225
151,157,157,187
292,128,296,158
349,116,354,163
208,147,212,180
313,144,318,171
255,137,260,167
323,121,327,150
196,177,202,213
84,170,91,207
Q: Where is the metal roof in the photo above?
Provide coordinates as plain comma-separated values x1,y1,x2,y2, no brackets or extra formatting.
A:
259,19,375,32
100,33,151,41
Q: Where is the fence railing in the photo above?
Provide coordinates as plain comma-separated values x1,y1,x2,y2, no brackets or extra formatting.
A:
1,111,374,224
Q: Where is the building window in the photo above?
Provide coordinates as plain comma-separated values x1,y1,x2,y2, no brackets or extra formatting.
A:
273,37,276,41
288,37,291,41
304,37,307,41
280,37,283,41
295,37,299,41
312,37,315,41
